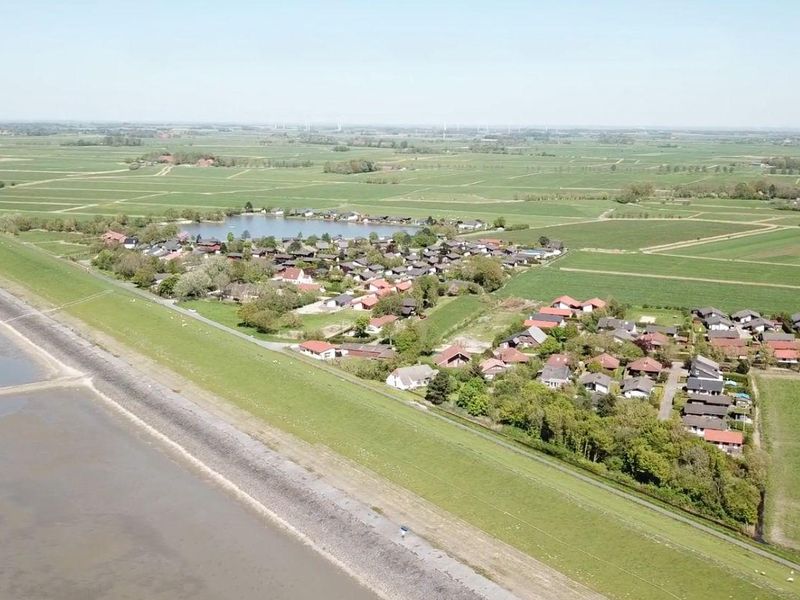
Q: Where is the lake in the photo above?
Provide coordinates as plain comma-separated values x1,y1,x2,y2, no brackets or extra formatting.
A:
180,214,417,240
0,351,378,600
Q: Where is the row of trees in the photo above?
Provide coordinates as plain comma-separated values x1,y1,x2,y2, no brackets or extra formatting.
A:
322,159,378,174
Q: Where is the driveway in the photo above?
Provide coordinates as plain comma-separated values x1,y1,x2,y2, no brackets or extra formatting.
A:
658,361,684,420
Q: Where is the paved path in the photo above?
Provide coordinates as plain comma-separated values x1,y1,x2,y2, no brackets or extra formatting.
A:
658,361,684,420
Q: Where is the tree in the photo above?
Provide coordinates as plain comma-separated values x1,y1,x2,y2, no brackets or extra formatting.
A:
157,274,179,297
244,201,253,212
596,393,617,417
493,216,506,229
227,231,235,244
173,270,212,300
538,235,550,247
353,314,369,337
536,337,561,357
132,265,155,288
425,371,451,405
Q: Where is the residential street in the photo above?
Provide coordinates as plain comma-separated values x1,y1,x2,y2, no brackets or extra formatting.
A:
659,361,685,420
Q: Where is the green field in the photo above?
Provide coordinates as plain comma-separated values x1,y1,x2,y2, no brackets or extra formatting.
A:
661,228,800,265
423,295,489,342
2,235,797,600
495,220,764,250
757,376,800,549
178,299,295,343
499,262,800,313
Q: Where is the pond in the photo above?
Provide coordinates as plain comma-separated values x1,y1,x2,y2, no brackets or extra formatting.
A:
180,214,418,241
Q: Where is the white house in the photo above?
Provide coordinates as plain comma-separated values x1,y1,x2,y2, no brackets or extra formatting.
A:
298,340,336,360
386,365,437,390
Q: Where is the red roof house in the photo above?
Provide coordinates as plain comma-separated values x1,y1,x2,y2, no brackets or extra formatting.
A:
627,357,664,376
591,353,620,370
433,345,472,368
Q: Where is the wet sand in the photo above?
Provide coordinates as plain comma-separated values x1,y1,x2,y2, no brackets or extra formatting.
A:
0,386,379,600
0,330,47,386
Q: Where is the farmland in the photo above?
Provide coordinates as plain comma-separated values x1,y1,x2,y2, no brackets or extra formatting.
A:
661,228,800,265
0,234,798,600
757,375,800,550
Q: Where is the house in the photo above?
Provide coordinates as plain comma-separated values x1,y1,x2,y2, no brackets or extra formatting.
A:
493,346,530,364
298,340,336,360
546,353,572,367
497,327,548,351
645,324,678,337
687,392,733,406
774,348,800,365
638,331,668,350
551,295,581,311
731,309,761,324
338,343,396,360
275,267,314,285
598,317,637,333
101,230,127,246
611,328,637,344
707,329,741,341
580,298,607,313
400,298,417,317
627,357,664,378
762,331,796,343
703,429,744,455
222,282,259,302
386,364,437,390
524,318,562,330
368,278,394,294
622,376,654,398
367,314,398,334
351,294,379,311
457,219,485,231
682,402,729,418
525,312,566,328
480,358,508,380
705,314,735,331
539,306,573,319
539,365,572,389
686,377,724,395
694,306,727,321
433,345,472,368
689,356,722,381
578,372,613,395
709,337,749,359
325,293,354,308
683,415,726,436
591,353,620,371
741,317,776,334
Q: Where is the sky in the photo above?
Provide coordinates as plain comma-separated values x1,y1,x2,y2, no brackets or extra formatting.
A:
1,0,798,128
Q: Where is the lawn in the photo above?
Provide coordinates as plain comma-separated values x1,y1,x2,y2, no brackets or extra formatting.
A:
423,295,489,343
757,375,800,549
178,299,295,343
625,307,687,327
495,220,763,250
1,235,795,599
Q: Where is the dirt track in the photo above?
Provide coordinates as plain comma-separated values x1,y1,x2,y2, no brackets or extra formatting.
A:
0,286,605,600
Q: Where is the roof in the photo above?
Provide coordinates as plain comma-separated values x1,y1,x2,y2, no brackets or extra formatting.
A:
495,347,530,364
622,376,654,393
389,364,437,386
703,429,744,445
539,306,573,317
524,319,559,329
369,314,398,328
762,332,796,342
687,377,724,393
592,353,620,369
682,415,726,431
581,297,607,309
732,309,761,320
280,267,305,280
578,372,613,388
688,392,733,406
683,402,729,417
546,354,571,367
480,358,507,373
693,355,720,372
552,295,580,308
529,312,565,323
300,340,335,353
775,349,800,360
540,365,572,382
627,357,663,373
434,345,472,367
765,340,800,350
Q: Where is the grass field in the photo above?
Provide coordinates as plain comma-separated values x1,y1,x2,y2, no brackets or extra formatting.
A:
423,295,489,343
499,262,800,313
495,219,764,250
660,228,800,265
757,376,800,549
2,235,797,599
178,299,295,343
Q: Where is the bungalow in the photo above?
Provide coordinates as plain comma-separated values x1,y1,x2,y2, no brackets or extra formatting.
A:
324,293,354,308
498,326,549,350
703,429,744,455
386,364,437,390
298,340,336,361
546,353,572,367
526,313,566,328
687,376,724,395
493,346,530,364
400,298,417,317
339,343,396,360
275,267,314,285
704,314,735,331
538,306,573,319
689,356,722,381
395,280,413,293
710,337,749,359
551,295,581,311
368,278,395,294
762,331,796,343
682,415,726,436
611,328,637,344
539,365,572,389
524,318,562,330
101,230,127,246
591,353,620,371
627,357,663,378
645,324,678,337
351,294,379,311
222,282,259,302
598,317,637,333
578,372,613,395
687,392,733,407
638,331,668,350
580,298,607,313
622,376,654,398
367,314,398,334
683,402,729,418
741,317,776,334
707,329,741,341
731,309,761,324
457,219,485,231
433,345,472,368
480,358,508,380
774,348,800,365
694,306,727,321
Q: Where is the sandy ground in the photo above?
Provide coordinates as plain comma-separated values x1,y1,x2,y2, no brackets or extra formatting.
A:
0,284,604,600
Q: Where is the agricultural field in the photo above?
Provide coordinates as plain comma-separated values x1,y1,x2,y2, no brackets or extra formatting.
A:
423,295,489,344
757,375,800,550
659,228,800,265
0,235,797,600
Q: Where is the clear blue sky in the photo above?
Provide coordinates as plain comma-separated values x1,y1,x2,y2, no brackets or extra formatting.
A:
2,0,797,127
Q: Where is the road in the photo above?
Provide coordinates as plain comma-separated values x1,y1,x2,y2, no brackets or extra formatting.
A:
659,361,684,420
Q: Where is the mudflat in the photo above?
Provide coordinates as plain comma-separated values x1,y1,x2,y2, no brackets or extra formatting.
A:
0,386,379,600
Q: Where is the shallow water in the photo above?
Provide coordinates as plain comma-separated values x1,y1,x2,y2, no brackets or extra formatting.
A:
180,213,417,240
0,387,379,600
0,330,46,387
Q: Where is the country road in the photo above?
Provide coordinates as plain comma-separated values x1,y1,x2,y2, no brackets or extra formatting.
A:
659,361,684,420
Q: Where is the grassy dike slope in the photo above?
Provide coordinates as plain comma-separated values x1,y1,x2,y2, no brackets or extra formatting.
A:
0,236,796,600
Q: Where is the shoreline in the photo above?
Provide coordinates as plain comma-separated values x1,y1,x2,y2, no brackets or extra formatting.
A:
0,287,518,600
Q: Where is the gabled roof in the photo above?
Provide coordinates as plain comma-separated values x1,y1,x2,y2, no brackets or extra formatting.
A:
433,345,472,367
683,415,725,431
369,315,398,328
389,364,437,386
539,364,572,381
551,295,580,308
494,346,530,364
300,340,335,353
687,377,724,393
539,306,573,317
581,297,607,309
578,372,613,388
591,353,620,370
704,429,743,445
622,376,654,394
546,353,571,367
627,357,663,373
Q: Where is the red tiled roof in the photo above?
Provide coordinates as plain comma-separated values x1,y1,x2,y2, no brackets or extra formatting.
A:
581,297,607,309
710,337,747,347
395,280,412,292
434,345,471,367
551,295,580,308
774,349,800,360
281,267,304,280
627,357,663,373
539,307,573,317
300,340,334,353
546,353,571,367
704,429,743,445
369,315,398,328
524,319,558,329
297,283,321,293
495,347,530,364
766,340,800,350
592,353,620,369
